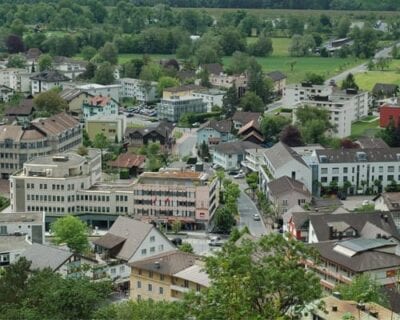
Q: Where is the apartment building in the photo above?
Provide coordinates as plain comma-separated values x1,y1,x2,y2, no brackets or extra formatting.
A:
284,83,369,137
118,78,158,102
162,84,203,100
132,170,219,229
0,212,45,244
209,73,247,97
157,96,206,122
130,250,209,301
76,83,121,102
0,112,82,179
312,148,400,195
0,68,31,92
82,95,119,120
192,88,224,112
86,115,126,142
30,70,70,95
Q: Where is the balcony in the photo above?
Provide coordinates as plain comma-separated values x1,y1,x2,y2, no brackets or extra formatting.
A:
170,285,190,293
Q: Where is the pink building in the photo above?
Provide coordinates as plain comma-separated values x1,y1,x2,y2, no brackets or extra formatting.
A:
132,171,218,229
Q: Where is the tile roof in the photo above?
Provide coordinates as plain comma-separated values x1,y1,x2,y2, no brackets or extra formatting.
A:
267,176,311,197
5,99,34,116
93,233,126,250
129,250,198,276
21,243,74,271
266,71,287,81
356,137,389,149
237,120,260,135
173,264,210,287
0,125,24,141
201,63,223,75
282,205,307,224
372,83,399,95
241,130,264,143
32,112,80,136
231,111,261,125
88,95,110,107
0,235,31,252
214,141,261,155
264,142,308,169
30,70,70,82
316,148,400,163
20,129,45,141
199,119,232,133
108,153,146,169
164,84,204,93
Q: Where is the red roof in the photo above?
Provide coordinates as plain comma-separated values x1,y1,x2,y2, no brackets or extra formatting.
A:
108,153,146,169
89,95,110,107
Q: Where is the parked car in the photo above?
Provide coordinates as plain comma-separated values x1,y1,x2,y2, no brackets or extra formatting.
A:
208,236,224,247
253,214,261,221
228,170,239,176
234,173,245,179
192,122,200,127
171,237,182,246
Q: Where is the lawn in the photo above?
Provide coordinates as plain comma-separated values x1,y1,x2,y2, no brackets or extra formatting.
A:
351,119,381,138
354,60,400,91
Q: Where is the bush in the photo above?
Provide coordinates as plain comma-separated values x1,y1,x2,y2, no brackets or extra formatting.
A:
119,169,130,179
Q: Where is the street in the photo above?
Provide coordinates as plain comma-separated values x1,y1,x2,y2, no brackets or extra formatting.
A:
175,129,197,158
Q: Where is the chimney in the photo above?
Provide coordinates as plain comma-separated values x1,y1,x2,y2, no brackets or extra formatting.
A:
331,306,338,312
332,291,341,299
357,303,366,311
329,226,334,240
383,214,389,223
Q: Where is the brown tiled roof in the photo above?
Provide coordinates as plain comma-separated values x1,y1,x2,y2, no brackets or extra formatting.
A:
241,131,264,143
231,111,261,125
237,120,260,135
129,250,199,276
20,129,45,141
88,95,110,107
93,233,126,250
267,176,311,197
0,125,24,141
108,153,146,169
5,99,34,116
164,84,204,93
202,63,223,75
199,119,232,133
32,112,80,136
30,70,70,82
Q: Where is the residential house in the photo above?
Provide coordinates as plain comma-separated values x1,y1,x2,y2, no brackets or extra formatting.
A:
0,235,31,267
162,84,203,100
374,192,400,229
30,70,70,95
213,141,260,170
0,212,45,244
59,89,92,118
21,243,100,279
260,142,312,194
86,115,126,142
0,85,14,102
209,73,247,97
4,98,35,123
52,56,87,80
93,216,176,284
130,250,209,301
108,153,146,177
241,148,266,172
76,83,121,102
196,119,234,146
379,103,400,127
267,176,311,214
231,111,261,130
118,78,158,103
132,170,219,229
237,120,264,144
124,121,174,150
282,205,310,242
198,63,223,76
372,83,399,100
266,71,286,95
192,88,224,112
157,96,206,122
82,95,119,120
0,112,82,179
312,147,400,195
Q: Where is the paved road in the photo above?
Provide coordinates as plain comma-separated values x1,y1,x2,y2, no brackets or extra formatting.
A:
176,129,197,157
266,99,283,113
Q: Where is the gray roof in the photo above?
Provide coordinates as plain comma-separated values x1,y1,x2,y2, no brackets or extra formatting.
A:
267,176,311,197
93,216,154,261
129,250,198,276
21,243,73,271
311,239,400,272
316,148,400,163
214,141,261,155
0,212,43,224
267,71,287,81
30,70,70,82
60,88,87,102
372,83,399,96
309,212,400,242
199,119,232,133
231,111,261,125
356,137,389,149
264,142,308,169
282,205,307,224
0,235,31,252
202,63,223,75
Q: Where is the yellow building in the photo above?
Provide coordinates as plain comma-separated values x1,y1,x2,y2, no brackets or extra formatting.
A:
162,84,203,100
129,250,209,301
86,115,126,142
60,89,92,118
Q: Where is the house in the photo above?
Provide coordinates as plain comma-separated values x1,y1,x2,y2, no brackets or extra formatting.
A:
282,205,310,242
213,141,260,170
129,250,209,301
267,176,311,214
199,63,223,76
86,115,126,142
372,83,399,99
76,83,121,102
260,142,312,194
237,120,264,144
21,243,100,279
374,192,400,229
157,96,206,122
0,85,14,102
30,70,70,95
0,235,31,267
162,84,204,100
82,95,119,120
132,170,219,229
209,73,248,97
379,103,400,128
196,119,234,146
125,121,173,149
302,295,400,320
59,89,92,118
118,78,158,103
0,212,45,244
266,71,286,95
52,56,87,80
108,153,146,177
241,148,266,172
4,98,35,123
192,88,224,112
93,216,176,284
231,111,261,130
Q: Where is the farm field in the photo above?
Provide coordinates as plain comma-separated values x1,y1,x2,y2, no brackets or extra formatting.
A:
354,60,400,91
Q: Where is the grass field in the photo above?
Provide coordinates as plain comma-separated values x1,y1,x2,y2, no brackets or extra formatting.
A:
351,119,381,138
354,60,400,91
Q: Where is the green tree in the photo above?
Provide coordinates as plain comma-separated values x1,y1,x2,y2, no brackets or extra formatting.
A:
248,33,273,57
341,73,359,90
172,220,182,234
336,16,351,38
122,59,144,78
376,57,391,71
219,28,246,56
296,105,332,144
38,54,53,71
260,114,291,143
178,242,194,253
279,125,304,147
351,26,378,58
81,46,97,61
51,215,89,254
216,169,225,193
10,19,26,37
227,51,250,75
94,62,115,85
194,44,222,65
157,76,180,96
304,72,325,85
239,91,264,112
247,58,273,103
222,84,239,117
199,68,211,88
213,206,236,234
6,54,26,68
246,172,258,198
99,42,118,65
33,90,68,115
185,234,321,319
140,64,163,82
83,129,92,147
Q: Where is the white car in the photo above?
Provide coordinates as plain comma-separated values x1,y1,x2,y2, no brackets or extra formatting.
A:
208,236,224,247
234,173,245,179
253,214,261,221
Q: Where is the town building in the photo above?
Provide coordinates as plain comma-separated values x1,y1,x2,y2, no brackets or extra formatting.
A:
0,68,27,91
124,122,174,150
52,56,87,80
76,83,121,102
379,103,400,128
130,250,208,301
241,148,266,172
231,111,262,130
0,212,45,244
198,63,223,76
0,112,82,179
108,153,146,177
267,176,311,214
132,170,219,229
372,83,399,100
0,235,31,267
4,98,35,123
162,84,203,100
118,78,158,103
373,192,400,230
266,71,287,95
213,141,260,171
82,95,119,120
196,119,235,146
237,120,264,144
86,115,126,142
192,88,224,112
282,205,310,242
0,85,14,102
30,70,70,95
59,89,93,119
209,73,247,97
157,96,206,123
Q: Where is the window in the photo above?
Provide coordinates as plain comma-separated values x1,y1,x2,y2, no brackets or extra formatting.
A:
137,281,141,288
321,168,328,174
159,244,164,251
282,199,288,206
149,271,153,278
110,268,116,275
332,168,339,174
343,167,348,174
184,280,189,288
159,287,164,294
150,236,155,242
150,247,155,253
388,175,394,181
0,226,7,235
321,177,328,183
196,284,201,292
388,166,395,173
141,249,147,255
160,274,164,281
148,284,152,291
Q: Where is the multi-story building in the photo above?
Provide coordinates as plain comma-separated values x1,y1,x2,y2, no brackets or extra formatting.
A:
82,95,119,120
192,88,224,112
209,73,247,97
0,68,25,91
284,83,369,137
0,212,45,244
0,112,82,179
86,115,126,142
196,119,235,146
213,141,260,171
379,103,400,128
118,78,158,102
52,56,87,80
132,170,218,229
130,251,209,301
0,235,31,267
162,84,203,100
312,148,400,195
76,83,121,102
30,70,70,95
157,96,206,123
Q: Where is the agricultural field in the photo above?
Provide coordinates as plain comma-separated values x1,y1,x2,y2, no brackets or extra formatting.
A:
354,60,400,91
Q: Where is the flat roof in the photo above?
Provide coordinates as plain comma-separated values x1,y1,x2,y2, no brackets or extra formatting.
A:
0,235,31,252
139,171,205,181
0,212,43,224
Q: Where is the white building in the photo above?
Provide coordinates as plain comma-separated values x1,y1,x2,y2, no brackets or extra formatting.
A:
0,85,14,102
0,235,31,267
192,89,224,112
283,83,369,138
213,141,260,171
118,78,158,103
85,115,126,143
52,56,87,80
0,68,25,91
30,70,70,95
77,83,121,102
0,212,45,244
157,96,206,122
82,95,119,120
